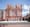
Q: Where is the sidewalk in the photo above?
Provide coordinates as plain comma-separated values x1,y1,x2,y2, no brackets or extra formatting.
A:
0,21,28,24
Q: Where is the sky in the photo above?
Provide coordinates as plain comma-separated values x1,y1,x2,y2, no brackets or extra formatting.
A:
22,5,29,17
0,0,30,9
0,0,30,16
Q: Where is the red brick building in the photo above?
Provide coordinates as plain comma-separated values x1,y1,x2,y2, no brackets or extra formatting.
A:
3,4,22,21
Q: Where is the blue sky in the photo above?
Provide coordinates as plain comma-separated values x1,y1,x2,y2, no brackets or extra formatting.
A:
0,0,30,9
0,0,30,16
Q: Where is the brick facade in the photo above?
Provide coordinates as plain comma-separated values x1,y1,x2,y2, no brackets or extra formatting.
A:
3,4,22,21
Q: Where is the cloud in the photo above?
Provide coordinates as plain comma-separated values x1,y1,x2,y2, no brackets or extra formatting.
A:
24,5,28,9
22,4,29,16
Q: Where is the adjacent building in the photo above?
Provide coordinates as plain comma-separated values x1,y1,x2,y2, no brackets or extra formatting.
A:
0,9,3,21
